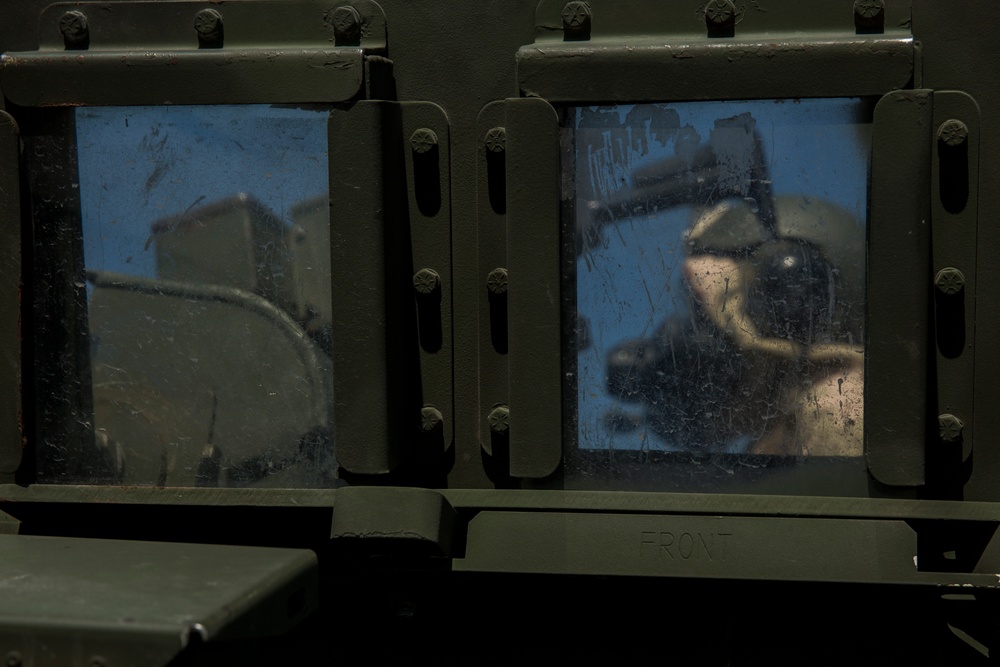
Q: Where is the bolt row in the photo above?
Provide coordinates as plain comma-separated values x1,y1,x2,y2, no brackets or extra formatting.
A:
558,0,886,39
57,5,363,49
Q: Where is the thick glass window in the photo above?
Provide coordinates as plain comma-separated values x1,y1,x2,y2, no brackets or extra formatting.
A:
566,99,871,491
59,105,338,488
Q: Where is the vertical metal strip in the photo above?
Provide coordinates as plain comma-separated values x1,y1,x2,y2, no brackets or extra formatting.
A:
475,101,508,462
400,102,454,461
505,98,562,479
930,91,979,488
0,112,19,477
867,90,933,487
329,102,406,475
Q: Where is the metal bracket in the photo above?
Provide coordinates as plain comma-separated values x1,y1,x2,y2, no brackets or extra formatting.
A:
1,0,389,106
329,101,452,478
867,89,980,493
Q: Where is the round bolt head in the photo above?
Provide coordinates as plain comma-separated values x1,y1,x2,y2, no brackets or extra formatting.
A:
410,128,438,154
704,0,736,26
413,268,441,295
194,8,223,37
561,1,592,29
853,0,885,20
939,413,964,443
486,268,508,295
6,651,23,667
937,119,969,147
59,10,88,42
487,405,510,434
484,127,506,153
420,406,443,433
330,6,361,41
934,267,965,295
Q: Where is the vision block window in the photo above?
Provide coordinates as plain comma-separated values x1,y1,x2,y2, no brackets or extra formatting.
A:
56,105,338,488
566,99,871,491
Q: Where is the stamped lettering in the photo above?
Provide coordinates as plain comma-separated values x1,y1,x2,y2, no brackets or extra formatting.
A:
639,530,730,561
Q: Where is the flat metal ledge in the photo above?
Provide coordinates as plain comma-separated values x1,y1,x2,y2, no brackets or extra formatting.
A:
517,37,914,102
0,48,364,106
4,484,1000,523
0,534,317,666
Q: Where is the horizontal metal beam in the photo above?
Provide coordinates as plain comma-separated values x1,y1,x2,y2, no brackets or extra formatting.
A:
518,37,914,102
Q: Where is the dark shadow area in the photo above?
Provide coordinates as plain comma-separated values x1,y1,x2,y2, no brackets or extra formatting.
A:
19,106,97,484
415,289,443,353
488,291,507,354
935,287,966,359
939,141,969,214
486,150,506,214
482,428,518,489
413,148,441,217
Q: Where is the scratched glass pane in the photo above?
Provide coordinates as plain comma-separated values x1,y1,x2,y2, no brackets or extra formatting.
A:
70,105,338,488
570,100,869,476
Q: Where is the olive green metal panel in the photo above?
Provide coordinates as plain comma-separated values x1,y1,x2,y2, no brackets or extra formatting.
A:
1,49,363,106
0,509,17,534
329,101,404,475
331,486,458,557
517,38,913,103
930,91,979,485
0,112,19,478
458,511,921,583
866,90,932,488
505,98,561,479
914,2,1000,504
0,534,317,667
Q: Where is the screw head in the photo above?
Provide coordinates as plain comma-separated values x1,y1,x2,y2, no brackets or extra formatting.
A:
561,1,592,29
704,0,736,26
59,10,87,36
487,406,510,434
937,119,969,148
853,0,885,20
485,127,506,153
420,406,443,433
486,268,508,295
413,268,441,295
59,10,89,45
934,267,965,295
330,6,361,43
939,414,964,443
410,128,438,154
194,8,223,37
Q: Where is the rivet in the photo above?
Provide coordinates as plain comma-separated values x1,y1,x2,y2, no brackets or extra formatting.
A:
934,267,965,295
487,406,509,435
486,268,508,295
413,268,441,295
937,119,968,148
329,6,361,45
409,128,438,154
59,10,89,49
194,8,224,47
484,127,506,153
938,414,964,443
561,1,591,39
853,0,885,28
420,406,443,433
704,0,736,28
